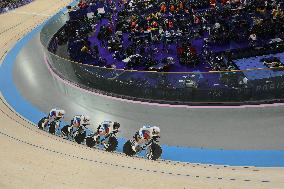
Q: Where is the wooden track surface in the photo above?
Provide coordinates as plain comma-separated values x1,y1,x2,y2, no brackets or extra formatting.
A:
0,1,284,188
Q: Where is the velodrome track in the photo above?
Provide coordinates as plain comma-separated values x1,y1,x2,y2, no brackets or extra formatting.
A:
1,0,284,188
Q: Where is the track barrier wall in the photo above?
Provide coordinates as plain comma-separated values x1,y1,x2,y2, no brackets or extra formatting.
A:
40,8,284,105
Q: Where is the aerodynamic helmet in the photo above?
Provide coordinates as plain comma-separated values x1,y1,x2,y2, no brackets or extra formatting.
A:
81,115,90,125
57,109,66,117
113,122,120,129
152,126,160,136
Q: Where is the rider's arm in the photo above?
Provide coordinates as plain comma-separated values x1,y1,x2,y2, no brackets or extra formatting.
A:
152,135,160,142
112,129,119,134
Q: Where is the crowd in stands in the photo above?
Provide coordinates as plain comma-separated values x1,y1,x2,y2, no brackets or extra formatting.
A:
59,0,284,73
0,0,33,14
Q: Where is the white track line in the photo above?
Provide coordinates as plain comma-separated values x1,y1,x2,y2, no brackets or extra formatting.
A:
10,11,51,17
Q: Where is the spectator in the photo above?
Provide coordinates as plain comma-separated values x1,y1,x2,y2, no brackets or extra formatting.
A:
65,0,284,74
249,33,257,47
78,0,88,9
1,0,34,14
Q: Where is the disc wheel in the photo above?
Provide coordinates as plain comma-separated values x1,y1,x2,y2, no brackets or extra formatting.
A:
37,117,47,130
105,136,118,152
49,121,56,135
147,143,162,160
123,140,136,156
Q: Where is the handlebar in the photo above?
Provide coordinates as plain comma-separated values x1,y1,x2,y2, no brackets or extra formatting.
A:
100,131,118,143
141,138,160,150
